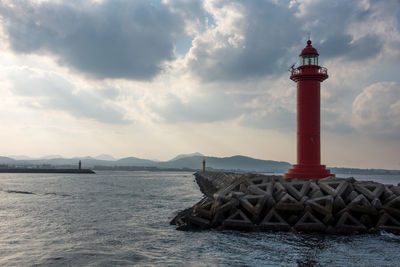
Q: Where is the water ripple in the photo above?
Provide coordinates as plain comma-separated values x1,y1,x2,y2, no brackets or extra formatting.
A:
0,171,399,266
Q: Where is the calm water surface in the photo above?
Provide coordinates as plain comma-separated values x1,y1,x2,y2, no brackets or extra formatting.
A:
0,171,399,266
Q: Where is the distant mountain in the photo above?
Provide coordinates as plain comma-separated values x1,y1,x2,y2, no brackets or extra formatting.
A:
0,154,291,172
94,154,117,161
40,155,64,159
116,157,156,166
1,154,396,174
169,152,204,162
0,156,17,164
160,155,291,173
8,155,34,160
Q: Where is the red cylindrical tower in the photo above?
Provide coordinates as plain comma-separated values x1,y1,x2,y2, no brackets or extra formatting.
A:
284,40,334,179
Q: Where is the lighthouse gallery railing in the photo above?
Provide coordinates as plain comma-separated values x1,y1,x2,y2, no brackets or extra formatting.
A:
291,66,328,76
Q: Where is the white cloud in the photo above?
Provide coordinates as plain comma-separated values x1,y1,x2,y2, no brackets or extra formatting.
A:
2,66,129,124
352,82,400,137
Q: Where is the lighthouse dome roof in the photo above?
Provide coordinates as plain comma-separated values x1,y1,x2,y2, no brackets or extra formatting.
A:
300,40,319,56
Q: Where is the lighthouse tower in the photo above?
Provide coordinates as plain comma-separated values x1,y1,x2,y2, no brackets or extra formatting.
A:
284,40,334,179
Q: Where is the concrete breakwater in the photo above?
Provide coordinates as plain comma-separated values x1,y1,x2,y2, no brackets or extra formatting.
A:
0,168,95,174
171,172,400,234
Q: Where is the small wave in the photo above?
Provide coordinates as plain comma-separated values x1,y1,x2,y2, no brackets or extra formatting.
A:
380,231,400,240
1,189,70,197
44,192,71,197
5,190,35,194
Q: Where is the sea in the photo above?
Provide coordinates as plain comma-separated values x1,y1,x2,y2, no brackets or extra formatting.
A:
0,171,400,267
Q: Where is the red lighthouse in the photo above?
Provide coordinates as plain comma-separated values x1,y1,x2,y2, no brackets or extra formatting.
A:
284,40,334,179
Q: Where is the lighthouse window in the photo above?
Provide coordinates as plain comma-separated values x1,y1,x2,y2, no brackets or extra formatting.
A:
300,55,318,66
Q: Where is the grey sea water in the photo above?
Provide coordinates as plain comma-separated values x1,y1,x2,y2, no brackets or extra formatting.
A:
0,171,400,266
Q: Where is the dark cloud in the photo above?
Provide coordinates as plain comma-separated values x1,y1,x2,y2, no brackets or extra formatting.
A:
8,68,129,124
318,34,383,61
0,0,392,83
0,0,184,80
186,0,389,82
187,0,303,82
299,0,384,61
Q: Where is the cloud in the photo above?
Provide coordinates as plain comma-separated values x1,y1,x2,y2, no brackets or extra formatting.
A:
164,0,211,34
153,92,251,123
184,0,394,82
186,0,303,82
5,67,129,124
0,0,184,80
352,82,400,138
239,107,295,131
318,34,383,61
322,108,355,134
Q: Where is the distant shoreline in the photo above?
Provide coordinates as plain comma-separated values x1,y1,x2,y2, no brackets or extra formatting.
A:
0,168,95,174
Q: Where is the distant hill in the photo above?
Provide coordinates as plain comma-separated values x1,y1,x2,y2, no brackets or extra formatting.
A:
159,155,291,173
169,152,204,162
0,156,17,164
116,157,157,166
0,154,290,172
8,155,34,160
40,155,64,159
94,154,117,161
0,154,399,174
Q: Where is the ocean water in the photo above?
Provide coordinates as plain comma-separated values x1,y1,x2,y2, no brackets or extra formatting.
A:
0,171,400,266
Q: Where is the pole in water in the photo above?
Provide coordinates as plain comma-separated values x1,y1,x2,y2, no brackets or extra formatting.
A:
202,159,206,172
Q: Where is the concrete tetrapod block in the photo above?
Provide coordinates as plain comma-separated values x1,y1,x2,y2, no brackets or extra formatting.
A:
282,180,311,201
186,214,211,229
239,194,269,217
354,182,384,201
359,214,373,229
294,211,326,233
215,178,250,200
390,185,400,196
222,209,254,230
248,175,279,185
248,182,274,197
383,196,400,218
333,196,346,213
318,179,349,198
259,209,290,231
309,182,324,199
193,197,214,219
335,212,367,234
322,214,335,225
347,194,377,215
212,198,239,215
382,194,398,205
377,212,400,234
381,185,394,200
195,171,246,197
371,198,383,210
345,191,360,204
275,193,304,211
273,182,287,201
306,195,333,216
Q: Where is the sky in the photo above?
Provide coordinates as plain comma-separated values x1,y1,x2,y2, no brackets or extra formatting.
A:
0,0,399,169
